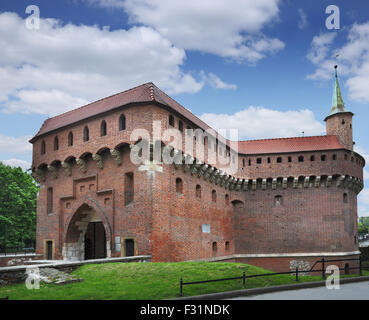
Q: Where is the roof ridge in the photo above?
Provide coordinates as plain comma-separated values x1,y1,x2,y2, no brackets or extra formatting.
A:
44,82,153,122
150,83,212,130
239,135,331,143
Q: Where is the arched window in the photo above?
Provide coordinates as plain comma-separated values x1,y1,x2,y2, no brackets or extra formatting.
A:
196,185,201,198
288,156,292,163
178,120,183,132
41,140,46,155
100,120,107,136
212,242,217,255
344,263,350,275
321,155,327,161
225,194,229,205
225,241,230,251
68,132,73,146
298,156,304,162
212,190,217,202
176,178,183,193
332,154,337,160
83,126,89,141
54,136,59,151
310,155,315,161
169,115,174,127
119,114,126,131
276,157,282,163
343,193,348,203
275,195,283,206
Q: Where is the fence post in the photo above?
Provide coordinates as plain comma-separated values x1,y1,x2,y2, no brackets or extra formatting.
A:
180,278,183,297
242,272,246,287
359,256,362,276
322,257,325,279
296,267,299,282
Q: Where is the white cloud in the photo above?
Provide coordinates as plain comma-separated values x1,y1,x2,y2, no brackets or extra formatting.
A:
307,22,369,102
307,32,336,66
200,72,237,90
358,188,369,217
0,12,205,116
298,8,308,30
86,0,285,63
354,146,368,217
0,134,32,154
1,159,31,171
198,106,325,140
355,146,369,181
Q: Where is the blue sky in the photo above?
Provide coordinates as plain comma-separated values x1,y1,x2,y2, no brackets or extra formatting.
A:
0,0,368,215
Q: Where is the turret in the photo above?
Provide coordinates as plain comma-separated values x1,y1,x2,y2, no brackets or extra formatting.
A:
324,65,354,151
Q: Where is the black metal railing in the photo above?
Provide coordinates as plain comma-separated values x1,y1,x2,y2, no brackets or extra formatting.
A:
179,256,365,296
0,247,35,256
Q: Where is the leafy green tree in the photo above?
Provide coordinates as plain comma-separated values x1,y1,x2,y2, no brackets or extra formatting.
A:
358,222,368,235
0,162,38,250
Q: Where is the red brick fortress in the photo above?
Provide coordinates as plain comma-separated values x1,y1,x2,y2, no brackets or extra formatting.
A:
30,70,365,272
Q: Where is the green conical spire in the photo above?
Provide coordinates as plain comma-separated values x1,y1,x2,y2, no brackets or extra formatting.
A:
329,65,348,116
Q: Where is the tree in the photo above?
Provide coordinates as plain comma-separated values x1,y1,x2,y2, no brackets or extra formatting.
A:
0,162,38,250
358,222,369,235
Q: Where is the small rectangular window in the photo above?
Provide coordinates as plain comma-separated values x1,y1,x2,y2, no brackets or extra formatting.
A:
202,224,210,233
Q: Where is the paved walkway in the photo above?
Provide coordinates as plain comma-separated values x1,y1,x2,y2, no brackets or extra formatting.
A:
230,281,369,300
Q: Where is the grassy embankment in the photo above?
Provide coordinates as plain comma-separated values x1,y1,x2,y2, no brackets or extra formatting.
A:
0,261,368,300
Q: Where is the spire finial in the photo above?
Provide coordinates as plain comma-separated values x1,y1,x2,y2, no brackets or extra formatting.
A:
329,64,347,116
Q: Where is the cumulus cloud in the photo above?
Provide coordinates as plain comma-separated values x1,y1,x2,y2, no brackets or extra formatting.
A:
1,159,32,171
0,12,205,116
85,0,285,63
198,106,325,140
200,72,237,90
307,22,369,102
0,134,32,154
307,32,336,67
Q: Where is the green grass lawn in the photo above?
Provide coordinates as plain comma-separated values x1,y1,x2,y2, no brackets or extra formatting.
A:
0,262,367,300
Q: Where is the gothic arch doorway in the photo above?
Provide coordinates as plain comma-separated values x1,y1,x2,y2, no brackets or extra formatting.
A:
63,203,109,261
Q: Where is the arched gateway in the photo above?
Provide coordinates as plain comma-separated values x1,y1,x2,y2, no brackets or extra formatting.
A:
63,203,111,261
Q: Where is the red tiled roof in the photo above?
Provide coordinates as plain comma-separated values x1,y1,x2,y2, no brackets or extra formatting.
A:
30,82,346,154
30,82,211,142
237,135,344,155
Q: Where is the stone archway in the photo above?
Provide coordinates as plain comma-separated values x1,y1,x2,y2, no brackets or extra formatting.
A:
63,203,110,261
